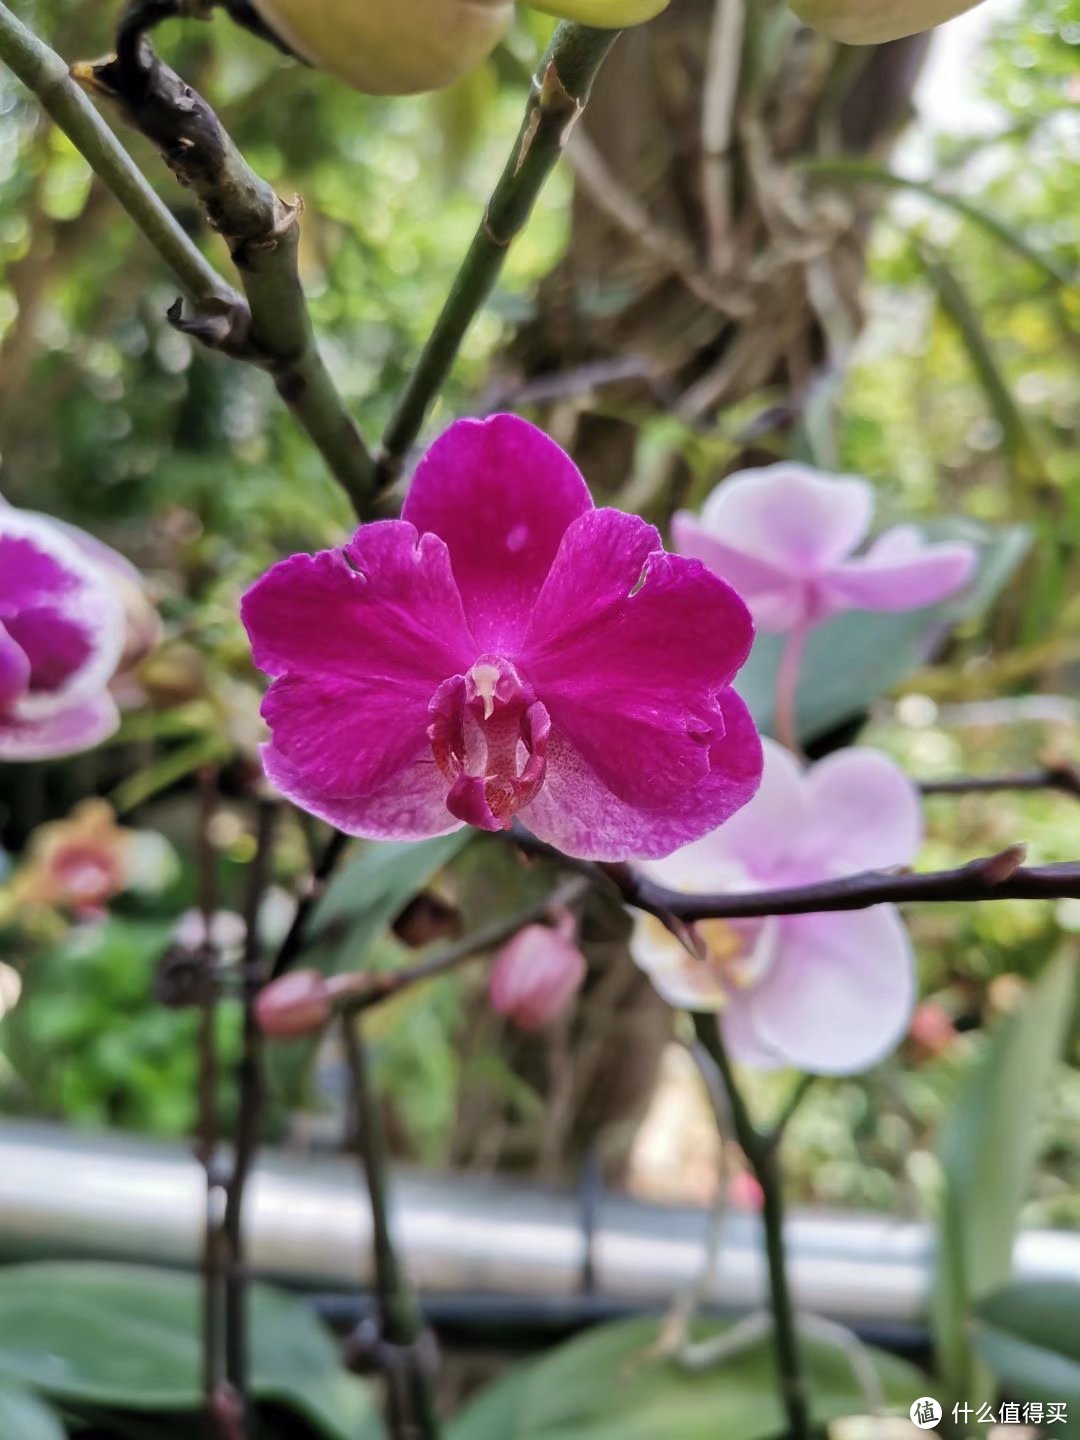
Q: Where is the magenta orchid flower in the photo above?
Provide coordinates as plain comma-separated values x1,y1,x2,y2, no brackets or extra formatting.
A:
630,739,921,1074
672,463,977,635
242,414,762,860
0,502,130,761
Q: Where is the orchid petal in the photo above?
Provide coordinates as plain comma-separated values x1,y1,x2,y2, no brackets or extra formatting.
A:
732,907,916,1075
824,524,978,612
0,692,120,762
797,746,923,875
401,415,592,650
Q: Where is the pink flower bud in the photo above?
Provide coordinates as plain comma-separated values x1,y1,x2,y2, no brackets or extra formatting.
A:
488,924,586,1031
255,970,333,1038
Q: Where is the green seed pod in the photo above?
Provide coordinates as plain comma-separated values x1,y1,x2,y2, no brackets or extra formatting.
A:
790,0,985,44
247,0,515,95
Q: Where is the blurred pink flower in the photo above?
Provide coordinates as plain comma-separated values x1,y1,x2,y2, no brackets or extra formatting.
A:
672,463,977,634
489,922,587,1031
242,414,762,860
631,739,921,1075
13,800,131,917
727,1171,765,1212
909,1001,957,1058
0,500,159,761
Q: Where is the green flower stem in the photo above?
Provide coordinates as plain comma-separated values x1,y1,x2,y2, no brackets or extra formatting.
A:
692,1013,811,1440
375,22,620,490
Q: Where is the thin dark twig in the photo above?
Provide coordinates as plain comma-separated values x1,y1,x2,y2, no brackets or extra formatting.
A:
510,828,1080,922
270,828,349,981
222,799,277,1421
919,763,1080,802
341,1016,441,1440
342,877,590,1015
766,1074,816,1155
194,768,228,1435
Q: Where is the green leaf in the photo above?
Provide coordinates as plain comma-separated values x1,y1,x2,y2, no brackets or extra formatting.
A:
0,1383,67,1440
738,519,1029,743
972,1281,1080,1407
0,1263,385,1440
310,832,472,974
449,1317,924,1440
932,952,1077,1402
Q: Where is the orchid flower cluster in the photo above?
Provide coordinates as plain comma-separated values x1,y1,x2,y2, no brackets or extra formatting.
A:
4,416,979,1075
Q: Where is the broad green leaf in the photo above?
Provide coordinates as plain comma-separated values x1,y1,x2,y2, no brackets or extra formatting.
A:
738,519,1029,743
449,1316,924,1440
309,832,472,974
972,1281,1080,1407
0,1383,67,1440
0,1263,385,1440
932,952,1076,1402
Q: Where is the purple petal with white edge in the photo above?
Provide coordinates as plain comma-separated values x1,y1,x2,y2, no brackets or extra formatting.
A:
401,415,593,650
523,508,757,813
0,692,120,762
728,907,916,1075
0,507,124,712
697,464,874,574
671,512,809,633
262,743,463,842
796,746,923,877
823,524,978,613
242,522,475,687
521,689,762,862
0,624,30,706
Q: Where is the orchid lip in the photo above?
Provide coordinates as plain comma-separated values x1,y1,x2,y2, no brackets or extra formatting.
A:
427,654,550,831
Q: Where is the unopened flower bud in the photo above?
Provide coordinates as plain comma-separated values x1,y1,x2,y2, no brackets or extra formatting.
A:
790,0,984,44
488,923,586,1031
909,1001,956,1058
256,970,333,1038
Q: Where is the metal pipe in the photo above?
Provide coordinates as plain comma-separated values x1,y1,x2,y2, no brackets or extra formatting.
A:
0,1122,1075,1332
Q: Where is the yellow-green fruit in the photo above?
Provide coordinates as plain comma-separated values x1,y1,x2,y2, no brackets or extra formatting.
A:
790,0,985,43
248,0,514,95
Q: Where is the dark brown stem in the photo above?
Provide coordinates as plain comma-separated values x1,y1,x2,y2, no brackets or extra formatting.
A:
269,828,349,981
510,828,1080,923
919,763,1080,802
340,1016,441,1440
222,799,277,1424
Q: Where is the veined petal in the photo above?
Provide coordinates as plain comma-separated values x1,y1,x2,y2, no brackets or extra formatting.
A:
261,672,432,802
698,464,873,574
736,908,916,1075
823,525,978,613
524,509,756,812
797,746,923,876
262,743,462,842
241,521,475,687
401,414,593,650
521,690,762,862
0,692,120,762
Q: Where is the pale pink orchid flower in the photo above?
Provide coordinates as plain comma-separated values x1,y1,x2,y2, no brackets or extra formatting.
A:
672,463,978,636
630,739,921,1075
